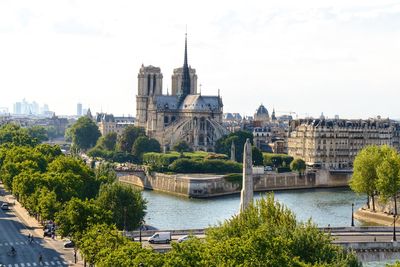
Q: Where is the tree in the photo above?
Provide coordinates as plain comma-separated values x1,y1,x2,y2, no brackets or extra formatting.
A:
376,147,400,215
0,124,39,147
97,132,117,151
78,224,127,266
66,117,101,151
55,198,112,239
27,126,48,143
252,146,263,166
215,131,253,162
172,141,192,155
95,162,117,185
350,145,383,211
290,158,306,176
96,183,147,231
118,126,145,152
132,136,161,160
37,188,60,221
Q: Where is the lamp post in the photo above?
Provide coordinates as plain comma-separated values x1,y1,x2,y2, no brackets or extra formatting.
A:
393,214,397,242
139,219,146,244
351,203,355,227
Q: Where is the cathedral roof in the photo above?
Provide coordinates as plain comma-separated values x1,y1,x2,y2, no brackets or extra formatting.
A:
155,95,179,110
180,95,221,111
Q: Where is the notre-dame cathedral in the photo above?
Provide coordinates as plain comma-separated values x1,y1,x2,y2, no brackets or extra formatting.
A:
135,35,228,151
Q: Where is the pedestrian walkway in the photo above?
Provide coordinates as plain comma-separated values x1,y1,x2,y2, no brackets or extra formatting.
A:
2,259,71,267
0,240,41,247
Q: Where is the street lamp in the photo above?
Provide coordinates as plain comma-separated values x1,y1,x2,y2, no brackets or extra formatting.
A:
139,219,145,244
351,203,355,227
393,214,397,242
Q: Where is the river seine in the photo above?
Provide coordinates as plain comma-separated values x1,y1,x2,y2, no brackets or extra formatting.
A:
142,187,366,230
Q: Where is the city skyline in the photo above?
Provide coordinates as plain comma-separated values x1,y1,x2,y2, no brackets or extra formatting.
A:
1,0,399,119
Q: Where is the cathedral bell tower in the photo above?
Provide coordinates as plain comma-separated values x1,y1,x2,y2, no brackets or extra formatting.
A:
136,65,163,128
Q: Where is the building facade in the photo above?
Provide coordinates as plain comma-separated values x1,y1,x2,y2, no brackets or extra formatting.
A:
288,118,400,169
96,113,135,136
135,36,228,151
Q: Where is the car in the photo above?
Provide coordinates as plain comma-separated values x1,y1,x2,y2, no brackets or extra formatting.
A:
1,203,9,210
148,232,171,244
63,240,75,248
264,166,273,171
177,235,190,243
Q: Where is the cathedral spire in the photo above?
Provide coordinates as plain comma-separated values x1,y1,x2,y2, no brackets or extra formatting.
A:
179,32,191,104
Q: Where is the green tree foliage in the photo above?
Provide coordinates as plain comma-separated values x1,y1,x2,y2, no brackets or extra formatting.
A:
47,156,98,199
169,158,242,174
97,132,117,151
0,124,40,146
27,126,48,143
132,136,161,160
263,153,294,168
66,117,101,151
55,198,112,239
118,126,145,152
96,183,147,231
290,158,306,176
95,162,117,185
350,145,383,211
172,141,192,154
376,146,400,215
78,224,127,266
252,146,263,166
215,131,253,162
37,188,60,221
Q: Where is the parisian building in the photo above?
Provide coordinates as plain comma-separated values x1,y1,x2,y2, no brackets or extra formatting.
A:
95,113,135,136
288,118,400,169
135,35,228,151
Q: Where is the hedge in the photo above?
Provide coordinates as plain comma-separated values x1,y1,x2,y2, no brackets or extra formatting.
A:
263,153,294,168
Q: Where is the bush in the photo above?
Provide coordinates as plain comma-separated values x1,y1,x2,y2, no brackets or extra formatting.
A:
204,153,228,160
143,152,180,166
223,173,242,184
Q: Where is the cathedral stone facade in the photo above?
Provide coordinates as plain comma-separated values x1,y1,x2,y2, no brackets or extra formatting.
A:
136,36,228,151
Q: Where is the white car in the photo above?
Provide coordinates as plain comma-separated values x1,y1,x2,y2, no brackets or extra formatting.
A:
177,235,190,243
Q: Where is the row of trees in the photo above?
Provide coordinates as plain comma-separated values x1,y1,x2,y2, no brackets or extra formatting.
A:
77,195,360,266
0,123,147,241
350,145,400,213
65,117,161,162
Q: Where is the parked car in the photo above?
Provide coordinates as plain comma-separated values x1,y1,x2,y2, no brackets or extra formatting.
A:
63,240,75,248
177,235,190,243
1,203,9,210
148,232,171,244
264,166,273,171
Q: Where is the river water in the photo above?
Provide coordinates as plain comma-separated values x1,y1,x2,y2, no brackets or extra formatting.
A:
142,187,366,230
141,187,397,266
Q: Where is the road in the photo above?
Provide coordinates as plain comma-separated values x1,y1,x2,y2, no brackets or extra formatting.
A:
0,187,77,267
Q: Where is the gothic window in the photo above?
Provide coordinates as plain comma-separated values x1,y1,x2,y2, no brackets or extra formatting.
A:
164,116,169,124
199,135,204,145
147,74,151,95
153,74,156,94
171,116,176,122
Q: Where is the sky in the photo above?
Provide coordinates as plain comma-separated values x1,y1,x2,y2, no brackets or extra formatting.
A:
0,0,399,119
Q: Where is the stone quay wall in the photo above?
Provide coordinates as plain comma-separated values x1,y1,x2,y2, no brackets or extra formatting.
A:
117,170,346,198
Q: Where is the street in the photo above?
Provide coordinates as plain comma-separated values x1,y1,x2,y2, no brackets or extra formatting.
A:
0,187,77,267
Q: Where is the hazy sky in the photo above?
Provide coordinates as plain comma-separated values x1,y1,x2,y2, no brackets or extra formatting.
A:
1,0,399,119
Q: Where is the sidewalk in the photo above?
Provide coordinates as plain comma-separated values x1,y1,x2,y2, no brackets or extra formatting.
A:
0,183,84,266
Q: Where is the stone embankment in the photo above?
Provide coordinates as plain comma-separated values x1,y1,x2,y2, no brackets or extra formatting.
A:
355,208,400,226
118,168,351,198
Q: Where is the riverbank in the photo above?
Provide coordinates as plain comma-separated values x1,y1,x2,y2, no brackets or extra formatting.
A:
355,208,400,226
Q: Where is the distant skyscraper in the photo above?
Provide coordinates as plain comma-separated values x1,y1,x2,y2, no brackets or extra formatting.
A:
77,103,83,116
13,102,22,114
